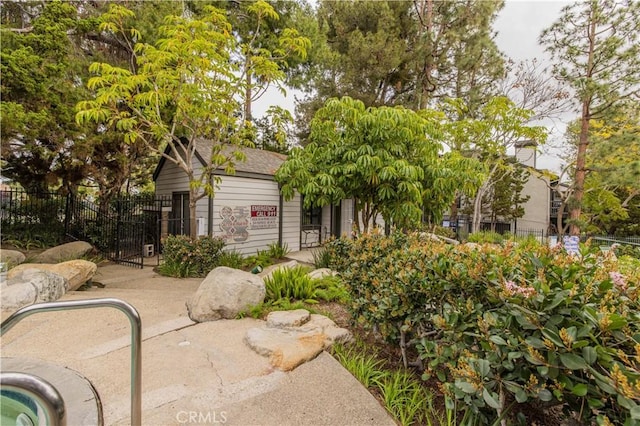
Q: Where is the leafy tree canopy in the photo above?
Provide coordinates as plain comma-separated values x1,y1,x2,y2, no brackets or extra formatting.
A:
276,96,484,231
76,3,309,238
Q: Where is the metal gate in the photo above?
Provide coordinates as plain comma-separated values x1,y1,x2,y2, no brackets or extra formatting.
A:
65,194,170,268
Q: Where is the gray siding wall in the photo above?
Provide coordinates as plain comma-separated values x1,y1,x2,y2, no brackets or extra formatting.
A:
516,173,550,231
282,193,301,252
321,205,332,239
154,157,209,235
156,159,302,254
211,175,283,256
341,199,354,238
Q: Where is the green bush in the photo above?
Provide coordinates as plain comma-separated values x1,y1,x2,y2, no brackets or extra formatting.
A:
217,250,245,269
337,232,640,424
160,235,225,277
264,266,346,304
266,242,290,259
466,231,504,244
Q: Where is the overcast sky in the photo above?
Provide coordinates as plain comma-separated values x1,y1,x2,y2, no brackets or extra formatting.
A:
256,0,577,173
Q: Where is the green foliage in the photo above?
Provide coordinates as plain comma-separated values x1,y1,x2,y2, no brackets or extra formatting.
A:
311,245,333,269
379,370,434,426
276,96,484,231
332,342,388,390
266,242,290,260
466,231,504,244
237,299,311,320
541,1,640,233
263,266,345,305
336,233,640,424
332,341,440,426
216,250,245,269
160,235,225,278
76,3,309,238
244,249,275,270
317,237,356,272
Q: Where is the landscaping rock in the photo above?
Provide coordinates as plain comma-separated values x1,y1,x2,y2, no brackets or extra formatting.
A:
1,269,68,311
186,267,265,322
244,327,326,371
266,309,310,328
420,232,459,245
8,260,97,291
245,309,352,371
258,260,300,279
33,241,93,264
307,268,335,280
0,249,26,267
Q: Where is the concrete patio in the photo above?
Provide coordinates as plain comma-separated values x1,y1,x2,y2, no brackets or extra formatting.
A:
0,261,395,426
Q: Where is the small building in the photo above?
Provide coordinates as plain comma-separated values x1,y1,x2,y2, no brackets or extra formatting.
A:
513,140,551,232
153,140,364,254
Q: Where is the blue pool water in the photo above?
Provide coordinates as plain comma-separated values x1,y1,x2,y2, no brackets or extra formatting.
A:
0,390,39,426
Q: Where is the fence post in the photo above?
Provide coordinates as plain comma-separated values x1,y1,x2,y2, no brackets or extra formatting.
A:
64,192,71,238
115,199,122,260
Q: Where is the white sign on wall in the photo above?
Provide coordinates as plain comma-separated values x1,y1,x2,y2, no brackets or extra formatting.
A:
218,204,279,242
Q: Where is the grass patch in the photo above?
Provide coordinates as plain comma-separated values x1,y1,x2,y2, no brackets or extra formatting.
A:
332,340,442,426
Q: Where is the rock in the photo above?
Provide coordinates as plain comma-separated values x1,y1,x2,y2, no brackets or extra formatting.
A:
266,309,310,328
34,241,93,264
419,232,459,245
245,309,352,371
464,242,481,250
307,268,336,280
8,260,97,291
186,267,266,322
258,260,300,279
0,249,26,267
1,269,68,311
244,327,326,372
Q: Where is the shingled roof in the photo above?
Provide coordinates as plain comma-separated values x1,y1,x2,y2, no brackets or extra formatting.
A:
194,139,287,177
153,138,287,181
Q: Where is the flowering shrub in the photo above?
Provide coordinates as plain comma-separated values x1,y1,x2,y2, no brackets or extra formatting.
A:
330,232,640,424
161,235,225,277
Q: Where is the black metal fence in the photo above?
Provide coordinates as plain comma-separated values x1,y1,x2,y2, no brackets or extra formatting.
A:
1,189,171,268
1,190,67,247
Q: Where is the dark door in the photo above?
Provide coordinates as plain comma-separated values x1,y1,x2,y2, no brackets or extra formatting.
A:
171,192,190,235
331,202,341,237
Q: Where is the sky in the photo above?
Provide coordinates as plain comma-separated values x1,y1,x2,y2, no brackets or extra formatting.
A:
255,0,577,173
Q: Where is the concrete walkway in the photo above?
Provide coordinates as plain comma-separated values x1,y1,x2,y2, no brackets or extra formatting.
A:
0,263,395,426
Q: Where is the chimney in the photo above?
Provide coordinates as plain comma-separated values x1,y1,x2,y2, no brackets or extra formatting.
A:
514,140,537,168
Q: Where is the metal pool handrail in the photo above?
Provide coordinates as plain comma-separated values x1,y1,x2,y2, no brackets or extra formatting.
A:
1,371,67,426
1,298,142,426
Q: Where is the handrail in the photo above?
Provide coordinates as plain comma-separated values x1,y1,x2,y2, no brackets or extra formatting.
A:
1,298,142,426
1,371,67,426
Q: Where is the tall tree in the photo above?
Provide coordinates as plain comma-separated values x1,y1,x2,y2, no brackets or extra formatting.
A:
540,0,640,235
276,96,484,231
445,97,547,233
410,0,505,113
1,1,90,193
0,0,182,200
203,0,311,121
76,4,308,238
482,158,530,231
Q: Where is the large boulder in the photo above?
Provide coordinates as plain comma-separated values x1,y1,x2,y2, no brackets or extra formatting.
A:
8,260,97,291
244,309,352,371
1,269,68,311
33,241,93,264
186,267,266,322
0,249,26,267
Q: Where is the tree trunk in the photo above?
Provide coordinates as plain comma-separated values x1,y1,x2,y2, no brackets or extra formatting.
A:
245,61,252,122
189,191,198,240
569,11,596,236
